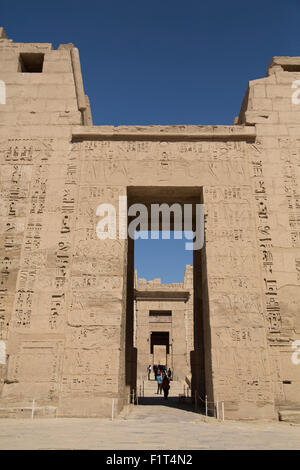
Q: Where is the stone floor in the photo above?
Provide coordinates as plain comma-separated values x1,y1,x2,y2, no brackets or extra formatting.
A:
0,396,299,449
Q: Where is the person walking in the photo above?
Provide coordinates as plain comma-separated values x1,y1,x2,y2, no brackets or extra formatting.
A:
167,368,172,380
147,364,152,380
162,374,170,400
156,369,162,394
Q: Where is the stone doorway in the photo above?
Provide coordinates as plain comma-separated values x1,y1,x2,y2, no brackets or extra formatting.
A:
125,186,213,407
151,332,169,368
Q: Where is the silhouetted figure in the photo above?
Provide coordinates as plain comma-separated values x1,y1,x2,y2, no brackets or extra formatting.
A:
156,369,162,394
153,364,158,380
162,375,170,400
147,364,151,380
167,368,172,380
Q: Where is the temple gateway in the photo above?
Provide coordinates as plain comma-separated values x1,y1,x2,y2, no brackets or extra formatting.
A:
0,26,299,420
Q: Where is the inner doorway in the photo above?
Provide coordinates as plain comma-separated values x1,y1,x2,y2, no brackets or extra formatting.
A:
151,331,169,368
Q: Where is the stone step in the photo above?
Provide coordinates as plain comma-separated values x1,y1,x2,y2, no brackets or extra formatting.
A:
138,380,190,397
278,409,300,424
142,381,184,389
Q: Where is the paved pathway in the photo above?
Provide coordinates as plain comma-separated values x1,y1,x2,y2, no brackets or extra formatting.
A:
0,398,299,449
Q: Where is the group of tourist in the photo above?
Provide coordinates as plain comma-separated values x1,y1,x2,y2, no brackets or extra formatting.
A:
147,364,172,380
147,364,172,400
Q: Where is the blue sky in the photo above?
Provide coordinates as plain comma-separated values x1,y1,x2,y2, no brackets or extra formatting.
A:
135,232,193,284
2,0,300,282
2,0,299,126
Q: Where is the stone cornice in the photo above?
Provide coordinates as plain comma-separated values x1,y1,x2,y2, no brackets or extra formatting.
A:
134,290,190,302
72,125,256,140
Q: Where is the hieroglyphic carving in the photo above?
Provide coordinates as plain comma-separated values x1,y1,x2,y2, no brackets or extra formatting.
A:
213,347,273,402
0,151,33,332
279,138,300,247
6,340,64,398
61,374,118,396
296,258,300,282
0,139,55,164
66,326,119,348
79,139,251,187
249,140,282,334
70,274,122,290
10,142,79,331
208,276,258,292
30,165,47,215
68,291,122,327
63,348,119,374
48,156,78,330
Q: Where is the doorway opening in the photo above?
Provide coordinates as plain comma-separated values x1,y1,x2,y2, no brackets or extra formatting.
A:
125,186,212,409
151,331,170,369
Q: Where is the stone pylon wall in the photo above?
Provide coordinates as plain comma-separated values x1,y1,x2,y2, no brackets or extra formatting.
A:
238,58,300,408
0,29,299,419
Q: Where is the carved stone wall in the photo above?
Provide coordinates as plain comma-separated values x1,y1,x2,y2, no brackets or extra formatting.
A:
0,29,299,419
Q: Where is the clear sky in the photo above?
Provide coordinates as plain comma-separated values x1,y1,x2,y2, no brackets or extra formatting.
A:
2,0,300,282
2,0,299,126
135,232,193,284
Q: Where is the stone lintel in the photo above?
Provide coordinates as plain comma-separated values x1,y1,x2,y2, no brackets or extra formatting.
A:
134,290,190,302
72,125,256,140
